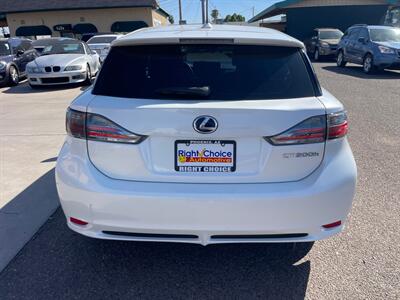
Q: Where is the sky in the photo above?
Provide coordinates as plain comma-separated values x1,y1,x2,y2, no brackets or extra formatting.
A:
158,0,281,23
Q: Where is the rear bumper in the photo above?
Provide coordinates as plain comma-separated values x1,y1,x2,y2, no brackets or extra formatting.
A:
319,47,337,56
56,138,357,245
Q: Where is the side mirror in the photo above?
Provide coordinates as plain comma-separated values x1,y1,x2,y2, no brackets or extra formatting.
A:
16,49,25,56
358,37,367,44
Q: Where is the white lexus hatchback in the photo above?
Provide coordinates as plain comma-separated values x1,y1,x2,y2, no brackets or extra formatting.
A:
56,25,357,245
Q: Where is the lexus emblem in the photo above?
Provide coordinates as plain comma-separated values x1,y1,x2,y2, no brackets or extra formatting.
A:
193,116,218,134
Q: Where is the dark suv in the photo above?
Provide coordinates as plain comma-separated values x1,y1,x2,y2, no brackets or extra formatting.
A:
0,37,38,86
337,25,400,74
304,28,343,61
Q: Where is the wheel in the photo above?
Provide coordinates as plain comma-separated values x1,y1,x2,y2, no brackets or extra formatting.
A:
314,48,320,61
363,54,375,74
336,51,347,67
7,65,19,86
83,65,92,85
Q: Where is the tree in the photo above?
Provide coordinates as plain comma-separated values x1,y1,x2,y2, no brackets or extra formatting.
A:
224,13,246,22
211,9,219,23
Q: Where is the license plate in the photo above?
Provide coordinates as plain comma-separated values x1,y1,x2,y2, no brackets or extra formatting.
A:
175,140,236,173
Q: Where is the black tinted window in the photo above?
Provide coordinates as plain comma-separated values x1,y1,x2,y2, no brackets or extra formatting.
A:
9,39,22,52
93,45,316,100
21,40,32,51
88,36,118,44
0,41,11,55
348,28,361,40
358,28,369,39
319,30,343,39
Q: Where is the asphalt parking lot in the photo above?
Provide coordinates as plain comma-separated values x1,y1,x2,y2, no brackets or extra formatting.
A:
0,63,399,299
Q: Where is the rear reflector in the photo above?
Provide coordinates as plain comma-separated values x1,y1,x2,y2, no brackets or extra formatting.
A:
211,233,308,239
322,220,342,229
70,217,88,226
103,231,198,239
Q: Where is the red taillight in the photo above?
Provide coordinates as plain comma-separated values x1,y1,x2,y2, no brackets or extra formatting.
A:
86,114,145,144
322,220,342,229
70,217,88,226
66,108,146,144
66,108,85,138
266,111,348,145
266,115,327,145
328,111,348,139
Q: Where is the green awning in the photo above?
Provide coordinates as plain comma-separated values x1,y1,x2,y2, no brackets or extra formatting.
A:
16,25,51,36
72,23,98,34
111,21,148,33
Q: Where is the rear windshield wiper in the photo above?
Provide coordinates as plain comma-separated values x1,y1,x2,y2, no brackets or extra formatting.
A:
155,86,211,98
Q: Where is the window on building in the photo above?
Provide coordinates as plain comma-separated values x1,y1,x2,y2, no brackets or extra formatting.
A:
15,25,52,39
385,7,400,27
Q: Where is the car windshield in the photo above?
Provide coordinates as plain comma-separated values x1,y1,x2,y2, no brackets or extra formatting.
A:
369,28,400,42
93,44,317,100
319,30,343,39
41,42,85,55
0,41,11,56
88,36,118,44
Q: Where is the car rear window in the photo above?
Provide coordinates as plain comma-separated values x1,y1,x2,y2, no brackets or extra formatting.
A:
88,36,118,44
93,44,317,100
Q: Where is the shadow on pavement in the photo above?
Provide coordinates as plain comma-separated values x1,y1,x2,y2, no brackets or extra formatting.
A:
0,169,59,272
0,205,313,299
1,82,85,94
322,64,400,79
41,157,58,163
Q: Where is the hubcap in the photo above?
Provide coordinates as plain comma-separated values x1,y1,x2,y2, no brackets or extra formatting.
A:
338,53,343,65
10,67,18,82
364,57,372,72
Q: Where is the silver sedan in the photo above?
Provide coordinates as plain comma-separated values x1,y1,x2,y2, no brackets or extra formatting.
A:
27,40,100,87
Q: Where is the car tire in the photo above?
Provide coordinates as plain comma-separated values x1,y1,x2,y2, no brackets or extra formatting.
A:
7,65,19,86
314,48,320,61
336,51,347,67
363,54,375,74
83,65,92,85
